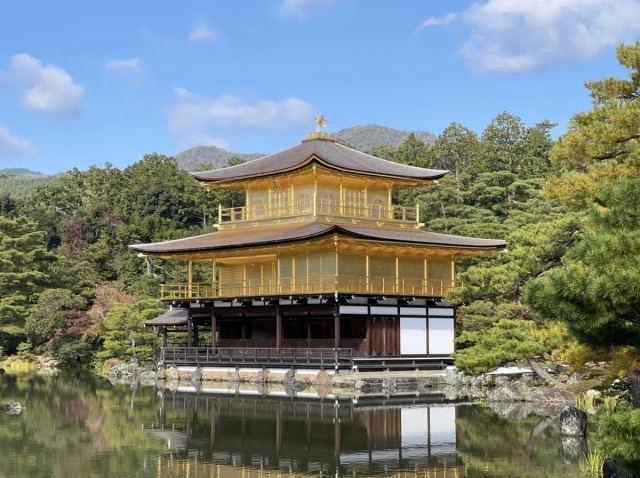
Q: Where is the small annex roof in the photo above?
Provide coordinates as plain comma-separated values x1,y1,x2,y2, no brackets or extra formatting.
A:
190,137,447,184
129,222,506,256
144,308,188,327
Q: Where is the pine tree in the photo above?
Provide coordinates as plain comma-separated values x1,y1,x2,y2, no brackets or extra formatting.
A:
0,215,57,353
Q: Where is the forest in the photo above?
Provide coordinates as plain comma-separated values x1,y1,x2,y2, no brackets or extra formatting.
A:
0,42,639,391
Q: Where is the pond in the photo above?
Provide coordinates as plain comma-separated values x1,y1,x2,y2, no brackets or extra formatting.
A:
0,372,591,477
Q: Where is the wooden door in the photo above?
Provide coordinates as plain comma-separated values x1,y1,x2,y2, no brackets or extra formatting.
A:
370,317,398,356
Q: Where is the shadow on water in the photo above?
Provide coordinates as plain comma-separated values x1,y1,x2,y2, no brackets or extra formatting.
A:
0,373,590,477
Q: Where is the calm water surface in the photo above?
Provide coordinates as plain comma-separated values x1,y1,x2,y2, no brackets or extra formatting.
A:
0,373,590,478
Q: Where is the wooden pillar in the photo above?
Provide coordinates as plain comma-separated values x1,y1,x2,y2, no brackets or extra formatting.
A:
334,401,341,464
334,307,340,349
365,316,371,356
212,259,216,297
241,321,247,340
307,320,312,341
187,318,193,347
163,328,168,347
188,259,193,298
211,311,217,351
276,306,282,350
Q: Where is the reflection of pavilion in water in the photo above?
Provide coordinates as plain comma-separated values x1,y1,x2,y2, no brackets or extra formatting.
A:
147,391,460,476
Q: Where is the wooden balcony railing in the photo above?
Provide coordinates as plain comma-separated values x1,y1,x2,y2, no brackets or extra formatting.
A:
161,346,355,368
218,200,419,226
160,275,461,300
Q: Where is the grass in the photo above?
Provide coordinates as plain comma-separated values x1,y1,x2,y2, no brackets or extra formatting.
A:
576,393,597,413
0,358,38,374
580,449,605,475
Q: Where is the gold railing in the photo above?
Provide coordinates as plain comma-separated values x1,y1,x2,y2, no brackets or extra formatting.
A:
160,275,460,300
218,200,418,225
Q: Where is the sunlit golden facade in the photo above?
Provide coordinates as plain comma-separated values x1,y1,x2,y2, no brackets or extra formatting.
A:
132,134,505,364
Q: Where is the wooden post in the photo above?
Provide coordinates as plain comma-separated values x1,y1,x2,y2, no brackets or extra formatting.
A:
334,308,340,349
211,312,217,352
187,318,193,348
365,316,371,356
276,306,282,350
188,259,193,298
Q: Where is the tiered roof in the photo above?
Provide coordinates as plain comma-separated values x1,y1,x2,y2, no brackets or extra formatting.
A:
191,137,447,185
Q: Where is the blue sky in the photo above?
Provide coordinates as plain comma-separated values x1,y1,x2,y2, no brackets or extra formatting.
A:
1,0,639,175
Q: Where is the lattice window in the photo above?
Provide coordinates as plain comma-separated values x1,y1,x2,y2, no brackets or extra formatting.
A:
321,193,336,213
371,199,384,219
297,193,311,214
270,189,290,216
345,189,365,216
252,199,265,219
427,260,453,283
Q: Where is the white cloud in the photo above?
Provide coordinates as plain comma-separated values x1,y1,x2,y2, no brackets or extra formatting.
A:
4,53,84,116
181,132,230,150
104,57,146,88
0,125,37,159
188,15,217,42
105,58,142,74
417,13,458,30
417,0,640,72
279,0,335,18
168,87,313,141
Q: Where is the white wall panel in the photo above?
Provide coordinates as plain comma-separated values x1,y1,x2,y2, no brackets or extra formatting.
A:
428,307,454,317
370,306,398,315
400,317,427,355
339,305,368,315
428,318,454,354
400,307,427,316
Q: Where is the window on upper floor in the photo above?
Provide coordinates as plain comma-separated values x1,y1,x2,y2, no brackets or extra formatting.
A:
371,199,384,219
253,199,265,219
320,193,336,214
297,193,311,214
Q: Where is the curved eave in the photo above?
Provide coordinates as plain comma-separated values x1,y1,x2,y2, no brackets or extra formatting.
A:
190,139,448,186
129,223,507,258
192,157,447,186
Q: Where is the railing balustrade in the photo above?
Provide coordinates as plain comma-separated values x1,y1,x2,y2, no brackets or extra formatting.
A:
218,199,418,225
161,346,354,368
160,277,461,300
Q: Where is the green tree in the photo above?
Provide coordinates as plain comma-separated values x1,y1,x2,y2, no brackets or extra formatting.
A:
0,216,57,353
450,215,581,375
25,288,86,346
393,133,432,168
96,299,164,363
525,42,640,375
431,122,480,184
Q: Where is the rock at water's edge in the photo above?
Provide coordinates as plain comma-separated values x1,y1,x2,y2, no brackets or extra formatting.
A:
559,406,587,437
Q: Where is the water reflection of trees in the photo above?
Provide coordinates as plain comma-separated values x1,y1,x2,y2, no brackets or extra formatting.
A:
0,374,590,478
456,406,585,478
0,373,163,477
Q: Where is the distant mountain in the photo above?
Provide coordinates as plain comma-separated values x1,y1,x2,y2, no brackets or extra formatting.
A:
174,124,437,171
1,167,45,178
174,146,264,172
333,124,436,151
0,168,63,199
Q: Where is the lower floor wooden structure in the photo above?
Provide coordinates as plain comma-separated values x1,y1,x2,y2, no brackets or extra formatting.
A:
148,294,455,371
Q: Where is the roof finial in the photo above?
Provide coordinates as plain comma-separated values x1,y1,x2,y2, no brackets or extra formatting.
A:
303,113,334,142
314,113,329,132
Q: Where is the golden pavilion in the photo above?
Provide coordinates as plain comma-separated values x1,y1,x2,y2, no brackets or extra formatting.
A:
130,128,506,371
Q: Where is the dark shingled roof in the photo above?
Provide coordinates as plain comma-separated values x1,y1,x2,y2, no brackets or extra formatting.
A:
144,308,188,326
129,222,506,255
191,138,447,183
